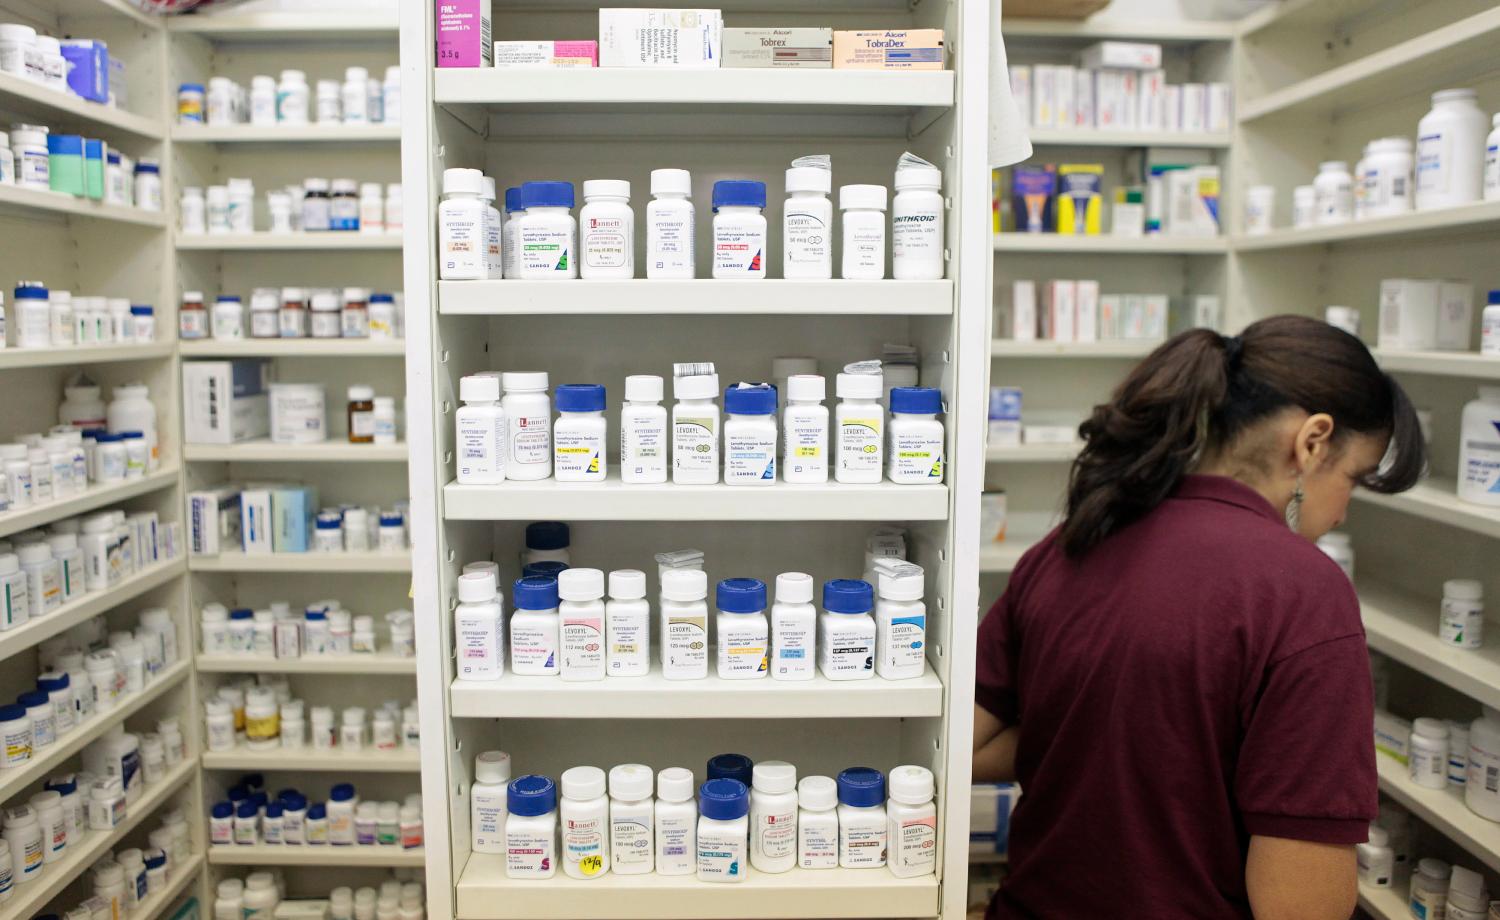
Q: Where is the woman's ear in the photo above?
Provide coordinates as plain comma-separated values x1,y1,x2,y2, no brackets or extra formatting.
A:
1294,412,1336,472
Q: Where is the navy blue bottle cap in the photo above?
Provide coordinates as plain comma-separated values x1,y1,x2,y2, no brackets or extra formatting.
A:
211,801,233,819
330,783,356,802
514,575,560,610
0,704,24,721
505,187,524,213
265,802,283,818
889,386,942,415
706,752,754,786
17,690,47,708
236,800,258,818
555,384,606,413
699,778,750,820
521,180,574,210
308,803,326,820
716,578,767,613
526,521,569,551
508,774,557,816
723,384,776,415
823,579,874,614
712,180,766,211
280,792,307,811
837,767,886,807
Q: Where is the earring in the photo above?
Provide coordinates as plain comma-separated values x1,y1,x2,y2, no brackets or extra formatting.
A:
1285,475,1305,532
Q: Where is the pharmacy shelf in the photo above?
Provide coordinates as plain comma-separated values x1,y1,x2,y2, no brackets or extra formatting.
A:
0,757,196,920
208,845,425,868
0,340,176,369
184,441,409,462
1375,753,1500,873
201,747,420,772
51,0,159,28
180,339,406,358
0,71,164,140
1025,129,1232,149
990,339,1161,358
443,478,950,522
993,235,1227,255
165,10,399,39
1239,7,1500,122
1005,17,1236,42
1234,201,1500,252
177,234,402,251
979,539,1038,575
0,558,185,663
438,280,955,316
1356,883,1405,920
172,124,402,143
0,658,191,803
1374,350,1500,381
136,853,205,920
1360,581,1500,712
450,667,944,719
0,465,180,540
455,857,939,920
1352,480,1500,541
0,183,169,227
194,653,416,675
434,69,955,114
986,442,1082,463
188,551,413,574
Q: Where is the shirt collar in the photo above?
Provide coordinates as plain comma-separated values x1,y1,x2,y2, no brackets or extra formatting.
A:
1172,474,1284,525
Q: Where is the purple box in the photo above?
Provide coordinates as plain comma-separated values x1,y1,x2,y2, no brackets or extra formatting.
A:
436,0,492,68
61,40,109,103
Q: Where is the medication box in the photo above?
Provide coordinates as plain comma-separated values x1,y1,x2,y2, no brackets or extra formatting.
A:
1079,41,1162,71
272,486,318,553
1375,709,1412,764
1379,278,1474,350
1010,279,1037,341
599,9,723,68
1075,280,1100,342
970,783,1019,856
832,30,945,71
1042,280,1077,342
183,360,270,445
436,0,493,68
1011,166,1056,234
60,40,109,103
1055,164,1104,236
723,28,832,69
239,487,275,554
987,386,1022,447
492,41,598,68
189,484,241,557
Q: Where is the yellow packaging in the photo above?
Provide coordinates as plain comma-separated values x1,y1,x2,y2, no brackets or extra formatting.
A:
1055,163,1104,236
832,30,945,70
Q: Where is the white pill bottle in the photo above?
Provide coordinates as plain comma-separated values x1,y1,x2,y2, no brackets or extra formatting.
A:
1417,88,1488,211
893,153,944,280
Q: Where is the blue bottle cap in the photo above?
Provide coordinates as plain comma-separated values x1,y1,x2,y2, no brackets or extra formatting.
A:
555,384,606,413
304,609,326,621
94,433,122,443
522,560,568,579
236,800,258,819
307,803,326,820
706,753,753,786
46,134,84,156
823,579,874,614
243,773,265,790
505,187,524,213
14,283,48,300
228,785,249,802
119,431,143,440
526,521,569,551
179,83,205,93
712,180,766,211
250,791,268,809
330,783,356,802
216,295,242,303
229,608,252,620
723,383,776,415
715,578,766,613
837,767,886,807
265,802,283,818
699,778,750,820
44,777,76,795
0,703,24,721
144,851,166,869
107,151,121,165
513,575,560,611
135,162,159,175
370,293,394,304
211,801,233,819
379,511,404,527
280,792,307,811
37,673,69,692
507,774,557,816
890,386,942,415
17,690,48,708
129,305,152,316
1489,290,1500,304
520,180,574,210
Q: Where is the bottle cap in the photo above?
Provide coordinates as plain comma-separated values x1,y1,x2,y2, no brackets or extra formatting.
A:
501,371,549,394
650,168,691,197
836,767,886,807
237,800,258,818
558,567,604,602
798,775,837,810
456,571,496,604
442,168,483,197
608,569,646,600
786,375,825,402
724,383,776,415
507,775,556,816
583,179,630,200
1417,857,1449,880
520,180,575,210
752,760,797,795
839,183,888,211
657,767,695,803
785,166,831,195
504,187,524,213
876,561,925,601
1445,579,1483,601
555,384,606,413
706,753,753,786
712,180,766,211
716,578,767,613
330,783,356,802
1412,717,1449,739
698,778,749,820
513,576,559,611
661,568,708,601
824,579,874,614
837,373,882,400
608,763,653,800
525,521,569,551
624,375,663,403
211,801,233,819
895,164,942,190
348,385,375,402
480,176,496,201
674,373,719,401
474,751,511,785
774,572,814,605
890,387,941,415
887,765,935,804
561,765,606,801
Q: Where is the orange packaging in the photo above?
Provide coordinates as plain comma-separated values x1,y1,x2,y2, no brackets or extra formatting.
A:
832,30,945,71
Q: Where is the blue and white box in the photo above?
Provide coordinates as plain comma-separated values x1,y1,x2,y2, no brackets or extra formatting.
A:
271,486,318,553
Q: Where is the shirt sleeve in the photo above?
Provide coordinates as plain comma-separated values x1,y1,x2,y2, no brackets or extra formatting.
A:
1235,634,1377,844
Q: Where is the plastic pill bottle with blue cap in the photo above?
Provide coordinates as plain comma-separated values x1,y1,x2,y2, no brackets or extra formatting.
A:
712,180,767,279
518,181,577,280
707,753,754,786
819,579,875,681
505,774,557,878
887,386,944,484
510,575,560,676
554,385,607,482
723,384,777,486
502,187,525,279
697,778,749,882
716,579,768,680
836,766,887,867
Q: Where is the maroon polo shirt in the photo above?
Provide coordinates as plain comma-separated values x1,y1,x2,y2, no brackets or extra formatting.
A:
977,474,1376,920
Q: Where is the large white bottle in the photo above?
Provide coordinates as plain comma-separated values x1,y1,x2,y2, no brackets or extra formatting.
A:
783,163,832,280
1458,386,1500,507
438,168,486,281
455,374,506,484
1417,89,1489,211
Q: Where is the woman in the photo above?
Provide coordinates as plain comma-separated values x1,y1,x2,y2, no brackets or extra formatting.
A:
973,316,1425,919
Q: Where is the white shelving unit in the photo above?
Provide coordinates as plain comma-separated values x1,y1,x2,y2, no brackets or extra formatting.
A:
207,845,425,867
0,467,181,539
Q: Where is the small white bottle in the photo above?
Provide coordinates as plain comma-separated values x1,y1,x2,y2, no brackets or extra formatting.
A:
517,181,578,280
837,767,887,868
560,766,610,879
501,187,524,280
606,569,650,677
509,575,559,676
559,568,606,682
797,775,839,870
819,579,875,681
608,763,654,875
887,386,945,484
1459,386,1500,507
501,372,552,482
672,371,720,485
711,180,767,279
505,775,557,879
886,765,937,878
1409,717,1450,790
456,374,506,485
716,578,769,680
655,767,697,876
1313,161,1352,225
892,155,945,280
470,751,512,855
1439,579,1484,649
1356,824,1393,888
438,168,486,281
783,164,833,280
770,572,816,682
750,761,798,874
580,179,635,279
341,67,368,124
697,779,749,883
620,375,668,484
481,177,503,280
1449,864,1489,920
661,568,709,681
874,560,927,680
276,69,309,124
782,374,829,484
840,184,888,280
454,571,502,680
553,384,607,483
647,168,695,279
723,383,777,486
835,372,885,484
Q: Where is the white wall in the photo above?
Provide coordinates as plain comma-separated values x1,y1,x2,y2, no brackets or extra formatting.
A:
1080,0,1274,21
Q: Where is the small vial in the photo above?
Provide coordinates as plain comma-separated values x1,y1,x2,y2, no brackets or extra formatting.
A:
580,179,635,279
505,775,557,878
647,168,694,279
839,184,888,280
560,766,610,879
553,384,607,483
620,375,668,484
712,180,767,279
837,767,887,868
606,569,650,677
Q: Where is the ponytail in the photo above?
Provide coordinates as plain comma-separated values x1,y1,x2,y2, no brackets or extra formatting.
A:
1059,315,1425,557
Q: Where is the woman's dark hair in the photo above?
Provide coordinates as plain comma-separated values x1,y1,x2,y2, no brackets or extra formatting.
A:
1060,315,1425,557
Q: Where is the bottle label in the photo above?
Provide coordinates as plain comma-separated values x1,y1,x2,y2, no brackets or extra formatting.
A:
666,616,707,675
882,615,927,671
511,620,558,673
521,227,572,276
784,418,827,477
456,617,499,678
1487,144,1500,196
1461,429,1500,499
673,417,718,473
838,417,883,473
657,815,694,867
554,429,604,479
846,226,884,273
724,430,775,483
800,820,838,869
441,214,484,276
841,823,886,866
773,614,813,679
892,432,944,481
1417,132,1452,195
561,615,604,675
351,410,376,439
607,615,647,672
1440,599,1484,648
509,414,551,467
758,810,796,859
893,207,942,261
457,415,506,481
584,217,629,268
718,626,768,677
648,209,694,274
506,829,552,876
713,224,765,275
621,415,667,480
19,149,48,187
612,814,653,869
784,206,830,269
564,816,606,876
697,828,744,880
895,816,937,873
179,310,208,339
2,723,31,765
820,629,873,678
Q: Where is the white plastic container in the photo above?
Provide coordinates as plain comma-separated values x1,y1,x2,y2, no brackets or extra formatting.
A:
1417,89,1488,211
1440,579,1484,650
750,760,798,874
1484,291,1500,356
502,372,552,481
1459,386,1500,507
887,387,944,484
501,187,524,280
672,372,720,485
723,384,777,485
1291,185,1316,229
647,169,694,279
781,374,828,484
580,179,635,279
783,165,833,280
560,765,610,879
1362,137,1415,218
771,572,816,682
606,569,650,677
454,571,502,681
797,775,839,870
819,579,875,681
480,177,503,279
456,374,506,484
893,156,944,280
510,575,560,676
655,767,697,876
1313,161,1353,225
505,775,557,878
559,568,606,681
553,385,607,483
711,180,767,279
837,767,886,868
660,568,709,681
840,184,888,280
608,763,654,875
620,375,668,484
518,181,578,280
1409,717,1450,790
697,778,749,883
1411,858,1451,920
716,578,769,680
269,384,326,444
874,560,927,680
835,372,884,484
471,751,512,855
439,168,486,281
886,765,937,877
1467,708,1500,820
276,70,309,124
1487,114,1500,202
1356,825,1393,888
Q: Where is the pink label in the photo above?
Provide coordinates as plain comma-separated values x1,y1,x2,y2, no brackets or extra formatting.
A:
553,41,599,66
436,0,490,68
